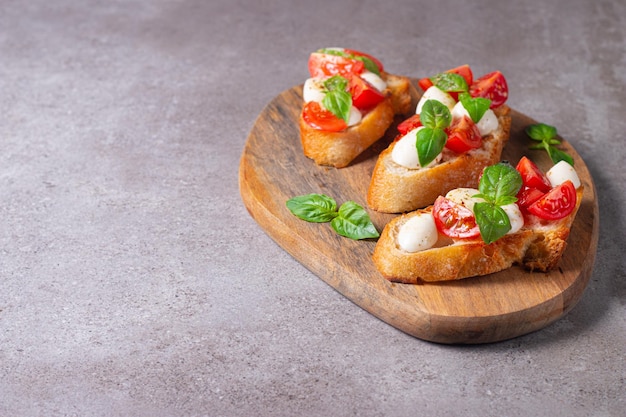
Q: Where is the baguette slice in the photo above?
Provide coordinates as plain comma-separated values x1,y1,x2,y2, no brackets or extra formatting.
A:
367,105,511,213
372,187,583,283
300,73,413,168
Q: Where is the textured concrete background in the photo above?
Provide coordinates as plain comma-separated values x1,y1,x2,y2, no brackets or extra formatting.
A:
1,0,625,416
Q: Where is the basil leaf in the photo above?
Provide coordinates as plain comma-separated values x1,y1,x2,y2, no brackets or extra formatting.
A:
525,123,557,142
323,75,348,92
548,146,575,166
286,194,338,223
317,48,346,57
331,201,380,240
355,56,380,76
459,93,491,124
478,162,522,204
430,72,469,93
419,99,452,130
496,195,518,206
473,202,511,245
416,127,447,167
323,90,352,123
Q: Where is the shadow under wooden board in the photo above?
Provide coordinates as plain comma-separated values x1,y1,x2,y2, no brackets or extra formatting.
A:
239,80,599,344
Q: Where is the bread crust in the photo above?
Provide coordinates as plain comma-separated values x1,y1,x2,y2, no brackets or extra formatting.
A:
300,73,412,168
373,187,583,283
367,106,511,213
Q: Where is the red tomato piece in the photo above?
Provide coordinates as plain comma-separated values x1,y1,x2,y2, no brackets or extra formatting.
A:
527,180,577,220
418,77,433,91
397,114,422,135
349,75,385,110
516,156,552,192
433,196,481,239
344,48,384,73
302,101,347,132
308,52,365,78
445,115,482,153
446,64,473,86
516,186,545,209
469,71,509,108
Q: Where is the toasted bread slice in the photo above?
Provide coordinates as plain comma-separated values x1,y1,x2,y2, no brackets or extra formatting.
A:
372,187,583,283
300,73,413,168
367,105,511,213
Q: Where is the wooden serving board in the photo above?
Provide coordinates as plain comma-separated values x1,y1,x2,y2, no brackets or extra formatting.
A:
239,81,599,344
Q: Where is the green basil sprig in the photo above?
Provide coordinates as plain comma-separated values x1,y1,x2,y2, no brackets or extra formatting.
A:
458,92,491,124
472,162,523,244
525,123,574,166
322,75,352,123
286,194,379,240
430,72,468,93
416,100,452,167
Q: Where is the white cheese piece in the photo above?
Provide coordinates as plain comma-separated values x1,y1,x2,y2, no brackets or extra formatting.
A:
450,102,498,136
445,188,484,211
546,160,581,188
346,106,362,127
501,203,524,234
475,109,498,137
303,78,326,103
360,71,386,92
391,127,442,169
397,212,439,253
450,101,468,120
416,86,456,114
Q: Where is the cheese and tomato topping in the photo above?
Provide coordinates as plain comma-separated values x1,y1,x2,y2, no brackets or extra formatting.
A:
391,66,508,169
302,48,388,132
397,158,581,253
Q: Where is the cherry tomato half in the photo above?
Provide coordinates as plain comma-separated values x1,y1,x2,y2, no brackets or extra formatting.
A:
516,186,546,209
302,101,347,132
445,115,482,153
469,71,509,108
308,52,365,78
397,114,422,135
527,180,577,220
433,196,481,239
516,156,552,192
344,48,384,73
349,75,385,110
447,64,474,86
418,77,433,91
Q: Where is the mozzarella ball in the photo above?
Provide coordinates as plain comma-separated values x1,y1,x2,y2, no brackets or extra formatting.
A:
391,127,442,169
416,86,455,114
397,213,439,252
546,160,581,188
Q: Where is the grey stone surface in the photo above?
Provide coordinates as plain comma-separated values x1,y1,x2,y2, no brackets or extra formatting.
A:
1,0,624,416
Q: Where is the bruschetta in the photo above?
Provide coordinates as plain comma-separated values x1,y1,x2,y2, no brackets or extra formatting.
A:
373,158,583,283
300,48,413,168
368,65,511,213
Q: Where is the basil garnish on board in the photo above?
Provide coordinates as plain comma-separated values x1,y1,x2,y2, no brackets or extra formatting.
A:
286,193,338,223
525,123,574,166
321,75,352,124
286,194,379,240
416,99,452,167
472,162,523,244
